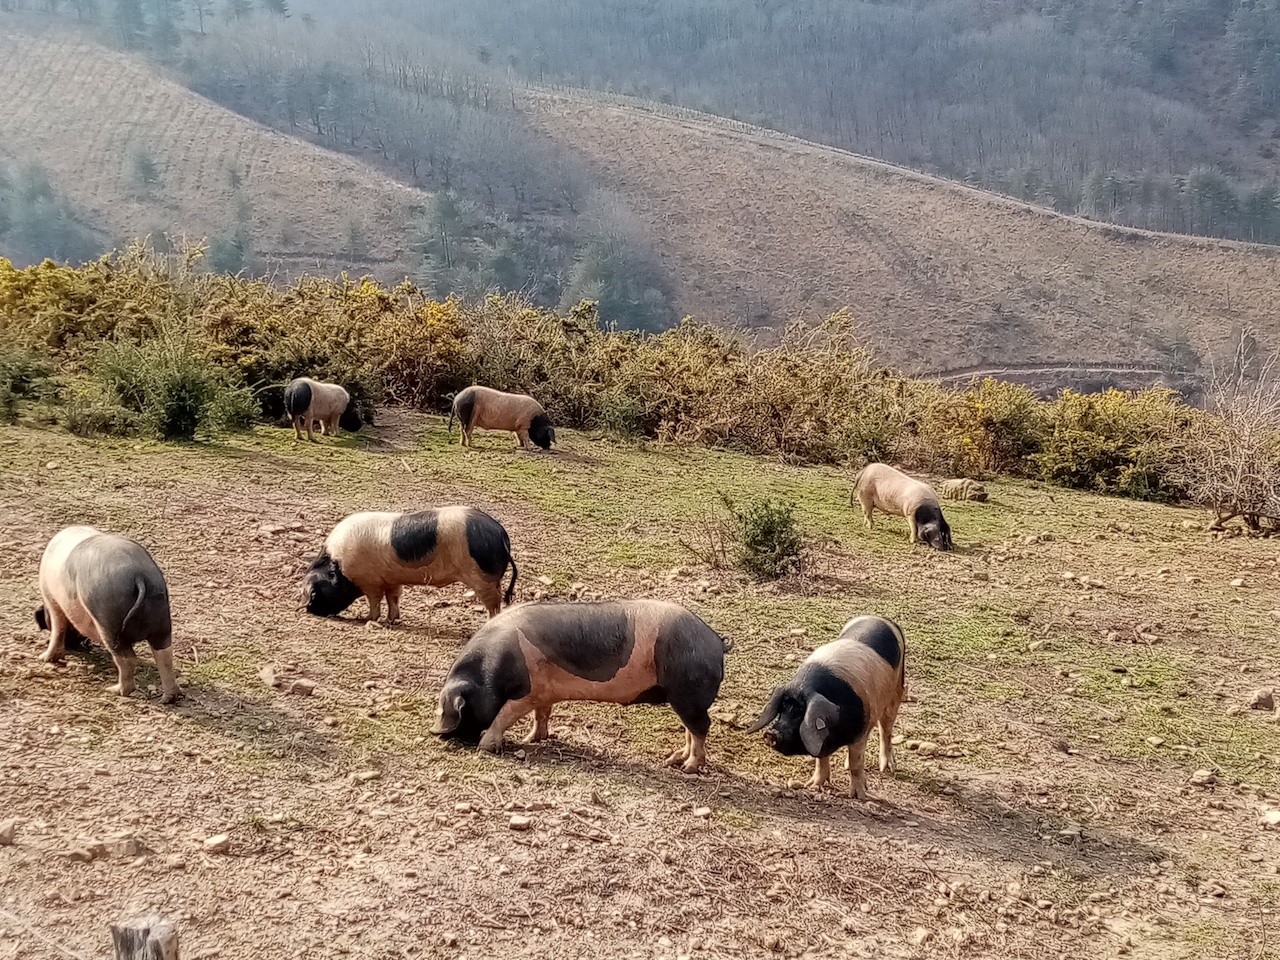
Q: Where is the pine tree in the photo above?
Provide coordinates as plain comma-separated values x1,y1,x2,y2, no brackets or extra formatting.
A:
114,0,146,46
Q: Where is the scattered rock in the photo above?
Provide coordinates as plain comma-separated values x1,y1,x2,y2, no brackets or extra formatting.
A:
0,820,15,846
789,627,807,638
909,927,932,946
1027,640,1049,652
536,575,554,587
1146,736,1165,748
165,855,187,870
350,770,381,784
1189,769,1216,788
454,802,473,814
915,741,940,758
108,837,145,858
1230,578,1246,588
202,834,231,854
693,807,713,819
66,847,99,863
1261,810,1280,830
287,678,317,697
258,665,279,688
509,815,533,831
1246,688,1275,712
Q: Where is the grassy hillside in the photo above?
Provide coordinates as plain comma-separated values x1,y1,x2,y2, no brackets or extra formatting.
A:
528,90,1280,373
0,24,426,277
1,413,1278,958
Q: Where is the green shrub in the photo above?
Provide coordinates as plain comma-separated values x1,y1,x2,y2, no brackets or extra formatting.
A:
0,345,53,423
722,494,805,579
95,334,252,441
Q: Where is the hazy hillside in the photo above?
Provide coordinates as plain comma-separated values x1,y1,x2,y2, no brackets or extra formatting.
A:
0,25,427,277
528,90,1280,373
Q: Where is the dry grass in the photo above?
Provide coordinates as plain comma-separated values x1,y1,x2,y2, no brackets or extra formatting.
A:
1,411,1278,959
526,91,1280,376
0,21,424,276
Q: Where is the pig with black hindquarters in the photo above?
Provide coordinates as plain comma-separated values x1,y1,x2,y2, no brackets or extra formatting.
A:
432,600,730,772
302,507,518,623
851,463,953,551
34,526,182,703
284,377,363,443
746,615,905,799
449,385,555,451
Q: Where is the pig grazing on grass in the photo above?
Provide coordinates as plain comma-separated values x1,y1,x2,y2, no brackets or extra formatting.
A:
284,377,362,443
449,385,555,451
432,600,729,772
851,463,953,551
303,507,518,623
34,526,181,703
746,615,905,799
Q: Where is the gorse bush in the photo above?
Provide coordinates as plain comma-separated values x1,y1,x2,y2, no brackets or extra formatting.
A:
0,345,53,423
721,494,805,580
0,242,1269,516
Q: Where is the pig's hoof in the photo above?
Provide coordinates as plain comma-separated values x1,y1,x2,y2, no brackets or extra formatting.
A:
478,734,503,754
663,748,689,768
679,756,704,774
160,689,183,705
850,781,869,801
806,776,831,791
38,650,63,664
109,683,134,698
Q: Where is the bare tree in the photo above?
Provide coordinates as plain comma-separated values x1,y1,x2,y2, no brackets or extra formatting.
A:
1174,337,1280,533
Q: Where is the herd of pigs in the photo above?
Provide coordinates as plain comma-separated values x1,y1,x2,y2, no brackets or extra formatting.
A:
30,379,987,799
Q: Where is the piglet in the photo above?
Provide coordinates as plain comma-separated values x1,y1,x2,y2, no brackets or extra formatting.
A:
746,615,905,798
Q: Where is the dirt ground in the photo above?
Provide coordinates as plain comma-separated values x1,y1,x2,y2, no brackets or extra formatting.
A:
1,411,1278,959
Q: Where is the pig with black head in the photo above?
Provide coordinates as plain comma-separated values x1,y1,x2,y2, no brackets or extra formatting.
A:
284,376,363,443
34,526,181,703
851,463,952,551
449,385,555,451
303,506,518,623
432,600,729,772
747,615,905,799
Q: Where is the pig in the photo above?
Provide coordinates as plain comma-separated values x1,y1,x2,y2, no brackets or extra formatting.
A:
284,376,363,443
303,507,518,623
431,600,729,772
746,615,905,799
851,462,952,551
940,478,989,502
448,385,555,451
33,526,181,703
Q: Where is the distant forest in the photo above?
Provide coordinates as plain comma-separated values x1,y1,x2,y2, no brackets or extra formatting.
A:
4,0,1280,317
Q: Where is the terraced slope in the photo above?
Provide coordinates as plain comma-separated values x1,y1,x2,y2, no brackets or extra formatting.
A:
529,91,1280,374
0,24,425,277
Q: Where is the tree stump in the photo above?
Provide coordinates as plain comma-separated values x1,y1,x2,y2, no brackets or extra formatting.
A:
111,916,178,960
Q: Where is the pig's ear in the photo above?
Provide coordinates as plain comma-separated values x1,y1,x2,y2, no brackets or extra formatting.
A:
800,694,839,756
430,694,466,735
744,688,783,734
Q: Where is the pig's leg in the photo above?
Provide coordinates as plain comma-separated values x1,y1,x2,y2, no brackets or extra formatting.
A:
478,698,533,753
293,417,305,442
667,701,711,773
664,730,692,768
878,701,900,775
848,736,869,799
364,589,384,624
385,586,402,625
475,579,504,619
807,755,831,790
524,706,552,743
516,429,530,450
858,491,875,530
108,647,138,698
908,515,919,544
306,417,316,443
39,603,70,663
152,644,182,704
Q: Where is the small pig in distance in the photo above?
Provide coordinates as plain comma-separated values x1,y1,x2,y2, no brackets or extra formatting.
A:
303,507,518,623
449,385,555,451
284,377,363,443
432,600,729,772
851,462,952,551
746,615,906,799
34,526,181,703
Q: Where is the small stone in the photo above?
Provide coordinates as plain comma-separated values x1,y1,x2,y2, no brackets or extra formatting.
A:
108,838,145,858
258,666,279,688
350,770,381,784
1060,572,1076,581
322,716,338,728
1230,578,1246,588
1146,736,1165,747
1027,640,1048,652
909,927,932,946
203,834,231,854
1189,769,1216,787
0,820,15,846
789,628,808,637
1247,688,1275,712
454,802,473,814
288,679,317,696
1261,810,1280,829
693,807,713,819
165,855,187,870
536,576,554,586
915,741,940,757
509,815,533,831
45,461,58,470
66,847,98,863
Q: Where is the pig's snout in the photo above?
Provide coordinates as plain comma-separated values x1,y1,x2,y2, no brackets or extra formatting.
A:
763,730,778,748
